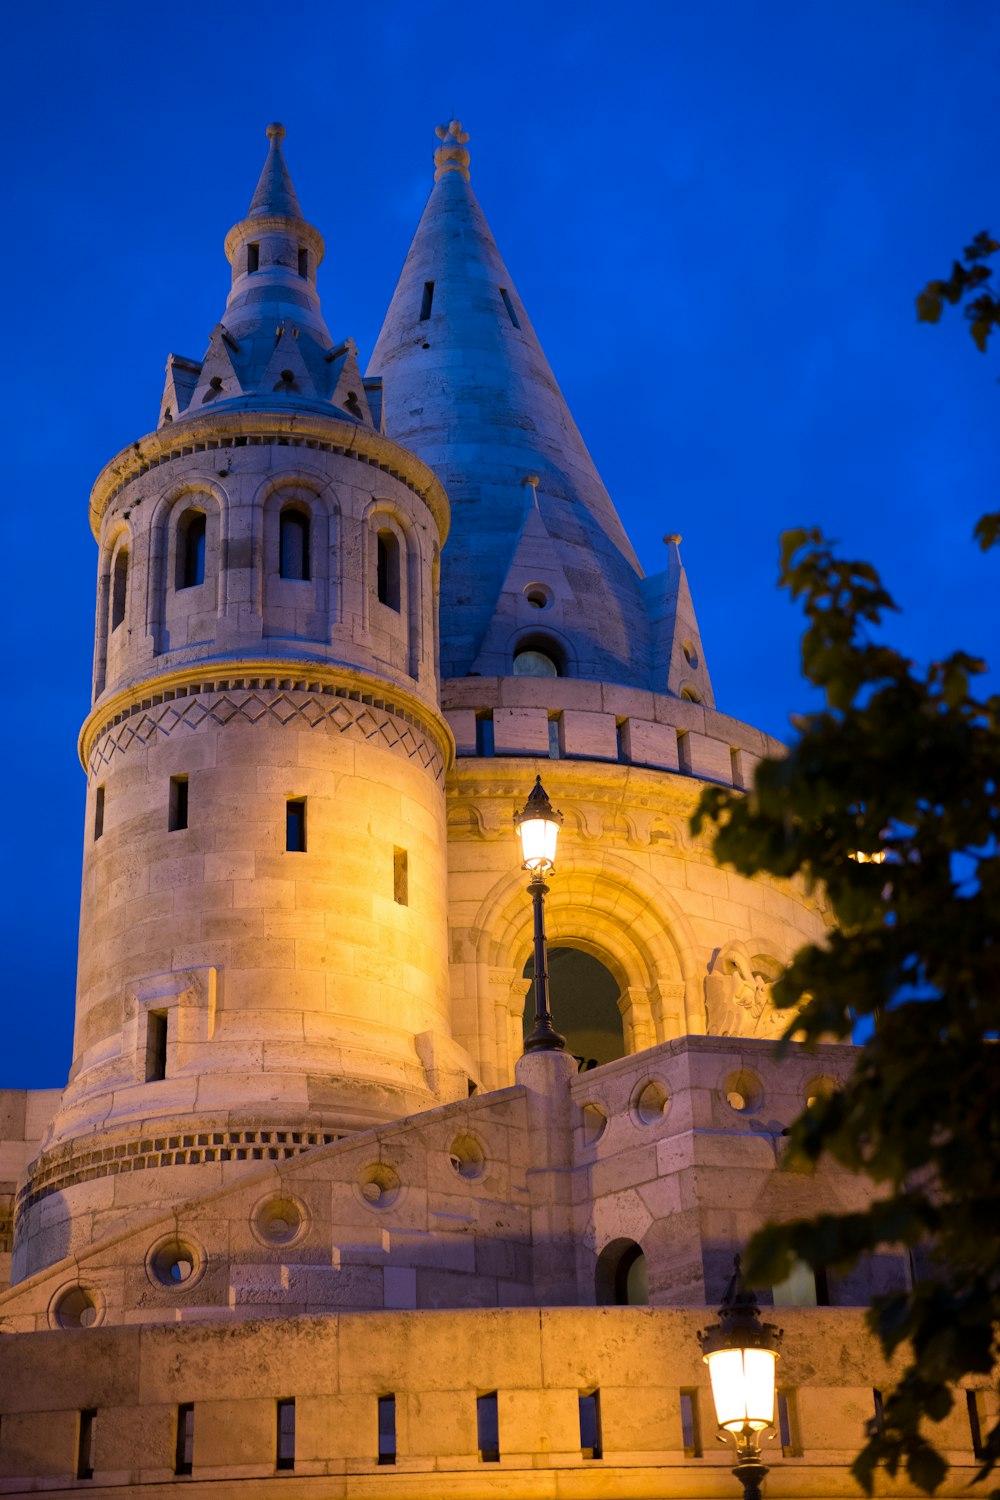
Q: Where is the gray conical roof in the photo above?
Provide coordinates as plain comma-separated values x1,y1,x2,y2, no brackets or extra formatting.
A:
367,122,653,687
247,121,303,219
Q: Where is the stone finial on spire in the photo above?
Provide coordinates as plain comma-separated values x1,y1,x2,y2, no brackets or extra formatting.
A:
434,120,471,182
248,120,304,220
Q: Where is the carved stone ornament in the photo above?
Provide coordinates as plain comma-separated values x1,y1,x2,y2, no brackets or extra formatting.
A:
704,940,786,1039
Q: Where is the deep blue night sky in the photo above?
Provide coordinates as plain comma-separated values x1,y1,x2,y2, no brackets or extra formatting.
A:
3,1,997,1086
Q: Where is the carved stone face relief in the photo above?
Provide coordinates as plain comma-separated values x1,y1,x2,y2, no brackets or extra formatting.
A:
704,940,786,1038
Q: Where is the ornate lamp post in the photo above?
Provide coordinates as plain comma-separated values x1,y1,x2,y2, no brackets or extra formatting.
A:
513,776,566,1053
699,1257,784,1500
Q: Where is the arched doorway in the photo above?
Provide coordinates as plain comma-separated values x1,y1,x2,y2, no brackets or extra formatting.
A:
522,947,625,1069
595,1239,649,1305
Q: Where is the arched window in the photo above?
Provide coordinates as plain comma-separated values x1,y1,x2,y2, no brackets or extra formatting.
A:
377,529,401,611
280,508,311,581
595,1240,649,1306
111,547,128,631
513,634,564,678
177,510,206,590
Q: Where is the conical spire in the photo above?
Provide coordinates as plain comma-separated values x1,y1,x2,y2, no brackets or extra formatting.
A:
367,122,655,688
247,121,303,219
159,124,376,430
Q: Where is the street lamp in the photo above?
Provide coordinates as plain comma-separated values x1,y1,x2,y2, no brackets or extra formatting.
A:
513,775,566,1053
698,1256,784,1500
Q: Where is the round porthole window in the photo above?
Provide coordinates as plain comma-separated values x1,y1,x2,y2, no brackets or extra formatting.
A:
251,1193,308,1248
523,583,553,610
723,1069,764,1113
448,1133,486,1180
357,1163,401,1209
51,1284,103,1330
631,1079,670,1125
146,1233,206,1290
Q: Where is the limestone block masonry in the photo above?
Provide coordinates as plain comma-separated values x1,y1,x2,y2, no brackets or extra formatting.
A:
1,121,981,1500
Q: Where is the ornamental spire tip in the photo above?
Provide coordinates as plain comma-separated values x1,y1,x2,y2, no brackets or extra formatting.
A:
434,119,471,182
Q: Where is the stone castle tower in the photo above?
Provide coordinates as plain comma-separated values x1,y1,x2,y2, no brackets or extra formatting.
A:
0,124,982,1496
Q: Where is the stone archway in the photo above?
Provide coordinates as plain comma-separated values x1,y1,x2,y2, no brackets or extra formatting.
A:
522,946,626,1069
467,850,705,1085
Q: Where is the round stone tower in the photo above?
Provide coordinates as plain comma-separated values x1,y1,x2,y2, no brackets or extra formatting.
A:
15,126,467,1277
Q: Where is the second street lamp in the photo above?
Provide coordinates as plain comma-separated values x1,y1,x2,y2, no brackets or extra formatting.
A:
514,775,566,1053
698,1256,784,1500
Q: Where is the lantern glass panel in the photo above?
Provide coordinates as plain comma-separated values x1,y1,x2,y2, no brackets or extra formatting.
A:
517,815,559,872
706,1347,777,1433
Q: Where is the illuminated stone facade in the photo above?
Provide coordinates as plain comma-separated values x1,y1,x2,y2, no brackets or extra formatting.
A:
0,122,990,1494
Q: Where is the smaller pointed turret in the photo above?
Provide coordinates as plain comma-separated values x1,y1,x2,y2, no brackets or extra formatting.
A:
159,123,373,428
641,534,715,706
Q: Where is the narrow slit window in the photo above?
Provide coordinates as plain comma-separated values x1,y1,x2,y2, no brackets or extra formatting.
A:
579,1390,602,1460
78,1409,96,1481
676,729,692,774
297,246,308,278
175,1403,194,1476
168,775,189,832
815,1265,830,1305
178,511,207,590
419,281,435,321
393,847,409,906
873,1389,885,1434
967,1390,987,1460
499,287,521,328
730,746,745,789
477,1392,500,1463
616,718,630,764
146,1011,168,1082
94,785,105,841
280,508,311,581
377,529,401,610
111,547,128,631
680,1389,702,1457
475,712,495,757
247,242,260,273
286,798,307,853
777,1390,801,1456
548,712,562,759
276,1398,295,1470
378,1395,396,1465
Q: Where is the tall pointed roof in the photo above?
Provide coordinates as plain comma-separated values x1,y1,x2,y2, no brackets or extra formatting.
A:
247,121,303,219
367,122,654,687
159,124,374,430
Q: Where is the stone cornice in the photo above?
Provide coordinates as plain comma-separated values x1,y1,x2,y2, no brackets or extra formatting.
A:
89,411,450,544
79,660,455,779
224,212,325,264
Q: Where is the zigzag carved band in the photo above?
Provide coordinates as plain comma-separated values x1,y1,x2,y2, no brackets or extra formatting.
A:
85,675,447,782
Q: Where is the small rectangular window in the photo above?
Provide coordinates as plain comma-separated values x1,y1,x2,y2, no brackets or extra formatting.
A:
276,1398,295,1470
247,242,260,273
679,1389,702,1457
168,776,189,832
475,712,495,757
477,1392,500,1463
676,729,692,774
730,746,745,789
579,1390,602,1460
94,785,105,841
378,1394,396,1465
393,847,409,906
175,1403,194,1476
616,718,631,764
146,1011,168,1082
297,246,308,279
777,1390,801,1457
420,281,435,321
499,287,521,328
548,713,562,759
286,798,307,853
967,1390,987,1460
873,1389,885,1434
78,1409,96,1481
